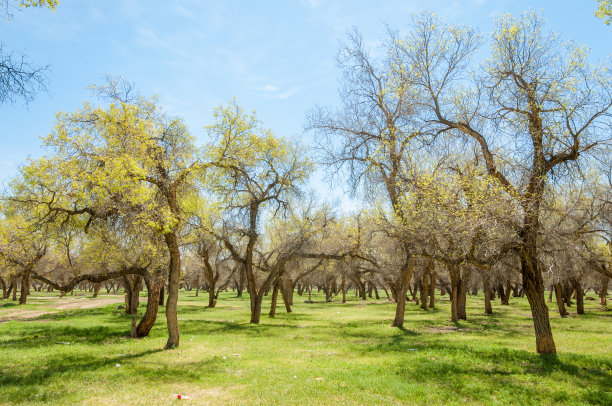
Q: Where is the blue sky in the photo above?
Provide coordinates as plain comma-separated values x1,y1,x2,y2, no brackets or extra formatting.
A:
0,0,610,209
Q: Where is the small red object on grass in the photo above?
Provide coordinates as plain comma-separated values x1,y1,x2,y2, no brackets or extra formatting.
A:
177,394,181,399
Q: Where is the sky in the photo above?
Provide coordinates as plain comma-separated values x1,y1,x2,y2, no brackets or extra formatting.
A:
0,0,610,210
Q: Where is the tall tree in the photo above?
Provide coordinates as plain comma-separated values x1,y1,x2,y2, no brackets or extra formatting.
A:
16,78,200,348
306,30,423,328
394,12,612,353
205,100,312,323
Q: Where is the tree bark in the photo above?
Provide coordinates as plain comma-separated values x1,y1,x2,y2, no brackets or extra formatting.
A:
280,277,292,313
269,277,280,317
499,282,509,305
420,274,429,310
237,266,245,298
164,231,181,349
250,292,263,324
554,283,569,317
92,283,101,298
570,278,584,315
19,270,31,305
457,267,471,320
522,252,556,353
0,277,6,299
601,278,608,306
122,275,142,314
483,273,493,315
159,285,165,306
448,264,459,322
392,256,415,328
136,274,164,338
428,270,436,309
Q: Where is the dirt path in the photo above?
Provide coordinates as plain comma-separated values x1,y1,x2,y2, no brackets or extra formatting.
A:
0,296,125,323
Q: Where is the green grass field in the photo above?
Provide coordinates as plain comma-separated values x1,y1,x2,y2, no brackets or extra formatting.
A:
0,291,610,405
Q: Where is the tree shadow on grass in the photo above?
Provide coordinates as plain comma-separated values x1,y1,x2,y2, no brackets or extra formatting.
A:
0,348,165,404
355,335,611,405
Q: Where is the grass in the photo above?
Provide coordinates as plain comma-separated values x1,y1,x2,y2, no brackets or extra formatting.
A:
0,290,610,405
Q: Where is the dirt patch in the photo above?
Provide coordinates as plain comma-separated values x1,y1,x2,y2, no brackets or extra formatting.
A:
0,296,125,323
50,297,124,311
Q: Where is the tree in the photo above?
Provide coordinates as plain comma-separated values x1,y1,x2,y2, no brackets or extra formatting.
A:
306,29,424,328
204,100,312,323
16,78,201,348
595,0,612,25
394,12,612,353
0,0,58,104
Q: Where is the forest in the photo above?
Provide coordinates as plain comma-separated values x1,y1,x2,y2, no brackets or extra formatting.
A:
0,1,611,405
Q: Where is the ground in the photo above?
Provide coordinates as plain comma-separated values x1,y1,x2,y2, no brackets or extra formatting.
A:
0,290,610,405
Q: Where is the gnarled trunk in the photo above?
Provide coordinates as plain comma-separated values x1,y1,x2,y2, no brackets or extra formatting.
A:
601,278,608,306
521,245,556,354
122,274,142,314
392,256,415,328
136,274,164,338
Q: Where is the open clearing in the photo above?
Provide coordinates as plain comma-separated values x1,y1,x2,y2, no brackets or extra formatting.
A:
0,291,610,405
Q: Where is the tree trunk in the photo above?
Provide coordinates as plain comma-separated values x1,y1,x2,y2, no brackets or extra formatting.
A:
8,277,16,301
429,271,436,309
341,271,346,304
122,275,142,314
286,279,294,306
0,277,6,299
19,270,31,305
457,267,471,320
554,283,569,317
601,278,608,306
250,292,263,324
92,283,101,298
392,256,415,328
522,253,556,354
570,278,584,315
483,273,493,315
207,277,216,308
280,278,292,313
548,286,553,303
420,274,429,310
499,282,509,305
237,267,245,298
448,264,459,322
195,275,200,297
269,278,280,318
563,282,573,307
164,231,181,349
357,279,366,300
136,274,164,338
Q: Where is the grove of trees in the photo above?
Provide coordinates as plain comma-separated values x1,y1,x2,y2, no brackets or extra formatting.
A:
1,11,610,356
